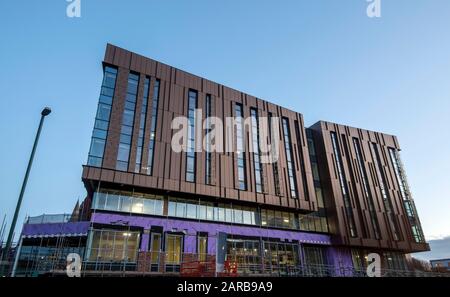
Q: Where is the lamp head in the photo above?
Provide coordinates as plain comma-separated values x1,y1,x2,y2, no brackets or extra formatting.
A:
41,107,51,116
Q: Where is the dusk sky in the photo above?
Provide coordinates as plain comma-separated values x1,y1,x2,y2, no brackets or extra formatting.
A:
1,0,449,253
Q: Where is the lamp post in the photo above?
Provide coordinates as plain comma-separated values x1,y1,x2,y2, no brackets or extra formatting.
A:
1,107,51,276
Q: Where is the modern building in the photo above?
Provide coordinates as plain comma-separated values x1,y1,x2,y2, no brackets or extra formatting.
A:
430,259,450,272
13,44,430,277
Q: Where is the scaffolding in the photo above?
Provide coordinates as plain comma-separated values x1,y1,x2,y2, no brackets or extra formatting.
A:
9,225,450,278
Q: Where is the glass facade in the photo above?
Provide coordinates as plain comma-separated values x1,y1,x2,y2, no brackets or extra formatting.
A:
86,229,140,263
263,241,300,275
90,189,333,233
15,237,85,277
92,190,164,216
303,246,327,266
384,252,408,271
261,209,296,229
226,238,261,273
186,90,197,182
116,73,139,171
87,66,117,167
330,132,357,237
389,148,425,243
146,79,160,175
135,77,150,173
168,198,257,225
297,212,328,233
250,108,264,193
166,196,329,233
282,118,298,198
235,103,247,190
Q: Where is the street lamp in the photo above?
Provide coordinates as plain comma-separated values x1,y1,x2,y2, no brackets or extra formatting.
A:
1,107,51,276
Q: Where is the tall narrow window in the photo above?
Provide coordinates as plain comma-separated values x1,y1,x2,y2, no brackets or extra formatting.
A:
330,132,357,237
250,108,264,193
294,121,309,200
353,138,381,239
116,73,139,171
306,129,329,233
135,77,150,173
205,95,212,185
150,233,161,271
186,90,197,182
235,103,247,190
146,79,160,175
370,143,400,241
282,118,297,198
165,234,183,265
388,148,409,201
389,148,425,243
87,66,117,167
268,113,281,196
197,233,208,261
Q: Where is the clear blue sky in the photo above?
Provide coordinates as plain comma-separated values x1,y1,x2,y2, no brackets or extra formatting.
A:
1,1,449,243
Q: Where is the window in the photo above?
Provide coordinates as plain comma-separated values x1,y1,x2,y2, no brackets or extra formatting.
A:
235,104,247,190
150,233,161,270
263,241,299,274
135,77,150,173
89,138,106,160
186,90,197,182
370,143,400,241
167,198,257,226
294,121,309,200
268,113,281,196
86,229,140,263
353,138,380,239
226,239,261,274
303,246,327,275
250,108,264,193
305,129,329,233
330,132,357,237
389,148,409,200
389,148,425,243
116,73,139,171
146,79,160,175
186,203,197,219
260,209,297,229
92,190,164,216
197,234,208,261
87,66,117,167
282,118,298,198
165,234,183,264
205,94,213,185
